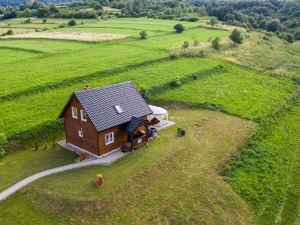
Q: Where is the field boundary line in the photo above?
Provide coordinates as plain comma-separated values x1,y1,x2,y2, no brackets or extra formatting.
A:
0,57,169,103
0,46,46,54
9,64,227,142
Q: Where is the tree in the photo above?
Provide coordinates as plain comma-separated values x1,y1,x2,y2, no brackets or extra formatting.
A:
229,29,243,44
212,37,221,50
266,19,282,32
259,19,267,29
285,33,294,43
294,30,300,41
174,23,185,33
208,17,218,27
37,7,49,18
25,18,31,24
139,30,148,39
6,29,13,35
280,33,294,43
49,5,59,14
68,19,76,26
3,10,17,20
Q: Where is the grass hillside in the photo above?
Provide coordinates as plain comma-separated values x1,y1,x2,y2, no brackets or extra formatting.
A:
0,17,299,225
0,109,257,225
224,89,300,225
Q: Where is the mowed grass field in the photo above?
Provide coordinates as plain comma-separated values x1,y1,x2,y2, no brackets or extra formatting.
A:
0,109,258,225
0,17,299,225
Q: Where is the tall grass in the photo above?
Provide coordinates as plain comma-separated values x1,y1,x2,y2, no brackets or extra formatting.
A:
152,63,296,121
223,88,300,224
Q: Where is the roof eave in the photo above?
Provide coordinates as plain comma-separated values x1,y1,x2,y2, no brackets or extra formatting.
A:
58,93,75,118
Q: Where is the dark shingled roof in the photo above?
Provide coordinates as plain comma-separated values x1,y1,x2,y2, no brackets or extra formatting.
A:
63,81,152,132
121,117,145,133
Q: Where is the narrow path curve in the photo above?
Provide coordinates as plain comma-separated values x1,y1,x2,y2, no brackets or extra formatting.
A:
0,151,125,201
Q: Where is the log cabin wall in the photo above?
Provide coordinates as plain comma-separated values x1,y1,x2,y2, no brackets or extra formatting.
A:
98,126,127,156
63,96,99,155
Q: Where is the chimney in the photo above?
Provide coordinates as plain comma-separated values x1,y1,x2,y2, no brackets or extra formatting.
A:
84,85,89,90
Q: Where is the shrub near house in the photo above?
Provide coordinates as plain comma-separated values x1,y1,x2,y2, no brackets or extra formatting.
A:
0,133,8,157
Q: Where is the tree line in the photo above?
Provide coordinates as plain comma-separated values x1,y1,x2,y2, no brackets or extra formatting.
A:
0,0,299,42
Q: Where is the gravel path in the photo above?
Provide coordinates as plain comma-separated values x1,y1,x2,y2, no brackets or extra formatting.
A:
0,150,126,201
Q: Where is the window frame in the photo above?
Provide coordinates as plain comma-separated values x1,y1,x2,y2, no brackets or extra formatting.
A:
78,128,83,138
105,132,114,145
80,110,87,122
71,107,78,119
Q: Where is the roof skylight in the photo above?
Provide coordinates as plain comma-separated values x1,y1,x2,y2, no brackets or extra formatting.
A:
115,105,123,113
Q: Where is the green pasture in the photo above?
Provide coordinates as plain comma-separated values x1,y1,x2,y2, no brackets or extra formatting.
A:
153,64,295,121
0,19,229,97
0,39,93,53
0,40,165,96
227,95,300,225
0,48,42,65
0,57,221,137
0,17,97,30
76,17,198,29
0,17,299,225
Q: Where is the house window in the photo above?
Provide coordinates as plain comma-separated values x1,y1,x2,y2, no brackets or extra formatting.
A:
71,107,78,119
78,128,83,137
105,132,114,145
80,110,87,122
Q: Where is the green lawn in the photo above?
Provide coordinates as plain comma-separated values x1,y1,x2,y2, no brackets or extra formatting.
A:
0,109,257,225
0,144,77,192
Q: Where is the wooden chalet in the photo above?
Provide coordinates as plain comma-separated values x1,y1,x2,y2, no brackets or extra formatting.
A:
59,81,153,157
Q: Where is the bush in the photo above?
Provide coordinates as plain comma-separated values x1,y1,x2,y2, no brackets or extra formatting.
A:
188,17,199,22
174,23,185,33
170,48,206,58
24,18,31,24
182,41,189,49
170,78,182,87
294,30,300,41
193,39,200,46
212,37,221,50
229,29,243,44
208,17,218,27
42,18,47,24
6,29,13,35
139,86,150,100
68,19,76,26
169,51,179,60
279,32,294,43
0,133,8,157
139,30,148,39
266,19,282,32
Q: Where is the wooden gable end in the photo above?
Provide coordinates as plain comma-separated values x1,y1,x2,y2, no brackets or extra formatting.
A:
62,95,99,155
